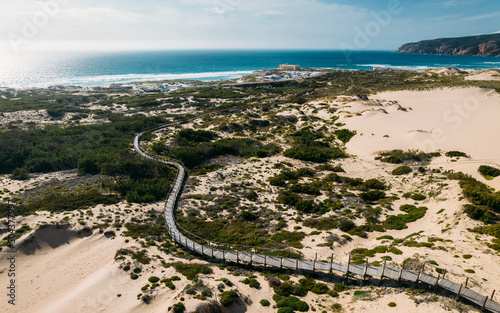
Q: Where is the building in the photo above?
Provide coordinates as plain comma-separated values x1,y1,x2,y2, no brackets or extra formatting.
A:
279,64,301,71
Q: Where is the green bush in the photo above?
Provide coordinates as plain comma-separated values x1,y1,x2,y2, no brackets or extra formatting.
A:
446,151,468,158
353,290,372,300
277,308,295,313
220,290,239,307
277,191,302,206
175,129,217,145
478,165,500,179
130,273,138,280
295,200,318,213
333,283,346,292
388,302,397,307
240,211,258,221
360,190,386,202
170,262,213,280
376,150,439,164
10,168,30,180
392,166,412,175
383,205,427,230
273,295,309,312
148,276,160,283
463,204,491,223
471,224,500,238
246,191,258,201
172,302,186,313
284,146,346,163
260,299,271,307
335,129,356,144
311,283,329,294
242,277,260,289
410,193,426,201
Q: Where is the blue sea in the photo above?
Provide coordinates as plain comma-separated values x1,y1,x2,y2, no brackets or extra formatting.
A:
0,50,499,88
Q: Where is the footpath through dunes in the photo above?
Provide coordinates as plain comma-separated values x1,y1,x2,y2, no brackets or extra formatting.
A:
133,119,500,313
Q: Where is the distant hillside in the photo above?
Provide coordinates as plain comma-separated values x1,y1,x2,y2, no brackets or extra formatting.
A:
397,34,500,57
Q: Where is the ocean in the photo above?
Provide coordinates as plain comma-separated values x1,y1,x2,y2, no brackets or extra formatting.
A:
0,50,499,89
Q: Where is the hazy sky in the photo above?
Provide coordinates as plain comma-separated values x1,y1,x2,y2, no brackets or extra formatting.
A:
0,0,499,52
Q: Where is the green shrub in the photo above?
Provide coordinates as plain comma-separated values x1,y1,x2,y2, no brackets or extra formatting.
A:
335,129,356,144
333,283,346,292
10,168,30,180
464,269,475,273
242,277,260,289
130,273,139,280
392,166,412,175
376,150,439,164
478,165,500,179
470,224,500,238
277,191,302,206
360,190,386,202
148,276,160,283
260,299,271,307
277,308,295,313
463,204,491,223
463,254,472,259
172,302,186,313
246,191,258,201
388,302,397,307
383,205,427,230
284,146,346,163
295,200,318,213
311,283,329,294
353,290,372,300
170,262,213,280
410,193,426,201
240,211,258,221
175,129,217,145
220,290,239,307
446,151,468,158
331,303,342,312
273,295,309,312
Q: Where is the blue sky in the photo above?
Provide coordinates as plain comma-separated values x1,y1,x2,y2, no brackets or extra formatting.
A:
0,0,498,52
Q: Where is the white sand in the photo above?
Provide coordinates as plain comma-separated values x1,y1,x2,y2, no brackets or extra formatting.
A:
2,87,500,312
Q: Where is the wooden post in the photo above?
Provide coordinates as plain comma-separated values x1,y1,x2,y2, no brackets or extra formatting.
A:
482,296,489,311
363,258,368,281
185,237,188,248
381,259,387,279
415,265,423,288
491,290,496,300
223,250,226,263
456,284,463,301
210,242,214,259
264,255,267,268
313,253,317,272
250,252,253,266
434,274,440,293
330,254,334,275
465,277,469,288
296,258,299,270
397,264,404,286
345,255,351,285
280,257,283,269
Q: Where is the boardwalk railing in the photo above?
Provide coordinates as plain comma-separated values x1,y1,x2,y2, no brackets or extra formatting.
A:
134,121,500,313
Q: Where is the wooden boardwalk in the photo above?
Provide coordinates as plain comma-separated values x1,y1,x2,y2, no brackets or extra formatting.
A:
134,127,500,313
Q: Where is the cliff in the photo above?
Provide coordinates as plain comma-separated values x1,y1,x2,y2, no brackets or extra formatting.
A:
397,33,500,57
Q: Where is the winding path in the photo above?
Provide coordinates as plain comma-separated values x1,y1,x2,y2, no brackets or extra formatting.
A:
134,120,500,313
